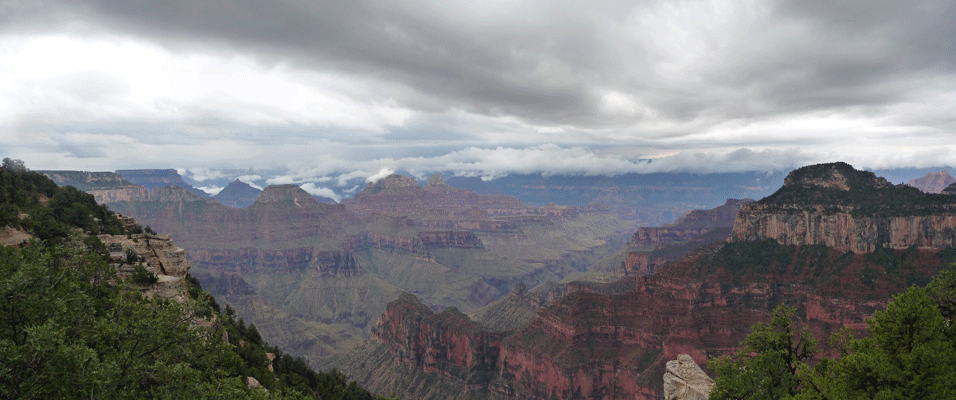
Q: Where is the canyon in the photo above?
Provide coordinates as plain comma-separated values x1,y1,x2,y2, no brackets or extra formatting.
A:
334,162,956,399
41,162,956,399
71,173,641,367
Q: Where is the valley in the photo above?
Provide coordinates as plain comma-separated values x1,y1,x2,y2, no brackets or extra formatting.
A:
38,164,956,399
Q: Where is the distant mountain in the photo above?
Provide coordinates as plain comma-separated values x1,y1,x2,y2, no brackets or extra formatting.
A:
116,169,209,198
907,170,956,193
314,195,338,204
213,179,261,208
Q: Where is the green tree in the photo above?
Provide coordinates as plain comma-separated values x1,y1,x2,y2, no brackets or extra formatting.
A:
801,266,956,400
709,304,818,400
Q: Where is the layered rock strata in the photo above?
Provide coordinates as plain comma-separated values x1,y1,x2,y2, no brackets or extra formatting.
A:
364,240,948,399
730,204,956,253
730,163,956,253
100,230,191,301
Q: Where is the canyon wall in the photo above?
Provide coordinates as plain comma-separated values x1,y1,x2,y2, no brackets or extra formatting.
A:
729,162,956,253
730,203,956,253
367,272,874,399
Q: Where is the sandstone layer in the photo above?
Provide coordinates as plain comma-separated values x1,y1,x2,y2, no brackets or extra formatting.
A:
730,203,956,253
729,163,956,253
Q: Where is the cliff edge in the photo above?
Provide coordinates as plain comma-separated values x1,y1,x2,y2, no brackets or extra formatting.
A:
730,162,956,253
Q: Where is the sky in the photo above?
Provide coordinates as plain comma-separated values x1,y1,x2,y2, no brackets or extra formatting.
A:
1,0,954,197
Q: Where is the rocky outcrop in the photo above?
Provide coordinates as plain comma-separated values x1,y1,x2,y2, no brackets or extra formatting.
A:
729,163,956,253
40,170,149,203
944,183,956,195
99,231,192,301
730,203,956,253
374,293,502,388
0,226,31,247
623,252,665,276
342,173,532,219
116,169,209,198
187,247,354,275
628,198,749,250
617,199,748,276
669,199,753,229
358,174,420,197
148,186,209,203
908,171,956,193
312,251,361,277
629,227,713,248
427,174,449,187
89,187,149,203
663,354,714,400
40,170,134,191
254,184,321,206
349,233,431,258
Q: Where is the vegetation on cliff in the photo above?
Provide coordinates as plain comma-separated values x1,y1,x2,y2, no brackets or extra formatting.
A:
709,265,956,399
1,158,125,240
0,159,391,399
757,162,956,216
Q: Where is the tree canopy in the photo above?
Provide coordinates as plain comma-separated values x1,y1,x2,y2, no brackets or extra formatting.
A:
710,266,956,400
0,158,394,399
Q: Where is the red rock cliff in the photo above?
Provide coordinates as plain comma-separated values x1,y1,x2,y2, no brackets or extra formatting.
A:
374,293,502,388
371,237,951,399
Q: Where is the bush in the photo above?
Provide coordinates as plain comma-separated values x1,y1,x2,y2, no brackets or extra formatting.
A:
130,263,158,285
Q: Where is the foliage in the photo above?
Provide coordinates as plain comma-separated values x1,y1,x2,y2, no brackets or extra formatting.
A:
709,304,818,400
718,240,794,274
758,162,956,217
711,265,956,400
130,263,158,285
0,158,125,240
0,160,392,399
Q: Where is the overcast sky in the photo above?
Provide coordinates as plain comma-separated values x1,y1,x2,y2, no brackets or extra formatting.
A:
1,0,954,196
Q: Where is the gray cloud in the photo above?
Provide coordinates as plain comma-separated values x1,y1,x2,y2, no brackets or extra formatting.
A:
1,0,955,179
4,0,947,131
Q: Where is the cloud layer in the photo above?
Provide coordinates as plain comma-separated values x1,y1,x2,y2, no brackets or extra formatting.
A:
1,0,954,191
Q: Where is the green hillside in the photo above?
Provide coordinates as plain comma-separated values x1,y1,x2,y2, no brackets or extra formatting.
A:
0,158,392,399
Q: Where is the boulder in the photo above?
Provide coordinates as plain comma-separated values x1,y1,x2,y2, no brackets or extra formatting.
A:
664,354,714,400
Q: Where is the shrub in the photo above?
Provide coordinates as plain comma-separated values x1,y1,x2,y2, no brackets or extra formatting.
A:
130,263,158,285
